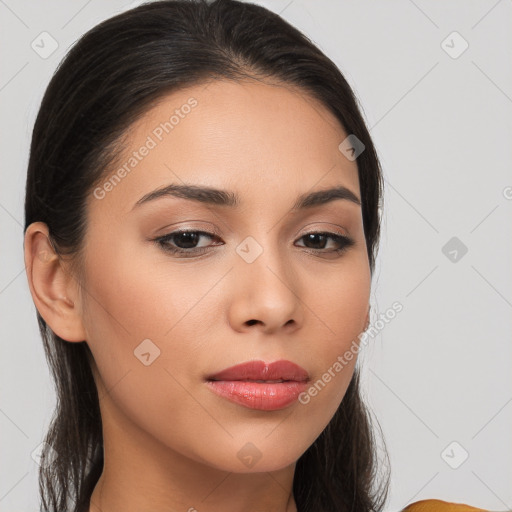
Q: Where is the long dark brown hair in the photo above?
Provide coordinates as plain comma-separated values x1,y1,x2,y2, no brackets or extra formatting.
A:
24,1,390,510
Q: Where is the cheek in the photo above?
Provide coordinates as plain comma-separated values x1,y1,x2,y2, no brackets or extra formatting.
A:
81,244,207,366
294,255,370,426
80,247,221,455
303,251,371,349
80,238,229,411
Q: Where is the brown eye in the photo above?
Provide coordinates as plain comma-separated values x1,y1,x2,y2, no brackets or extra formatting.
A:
155,230,221,255
296,232,354,253
153,230,354,258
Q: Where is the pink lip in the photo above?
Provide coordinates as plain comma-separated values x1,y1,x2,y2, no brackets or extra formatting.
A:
205,360,309,411
207,359,309,382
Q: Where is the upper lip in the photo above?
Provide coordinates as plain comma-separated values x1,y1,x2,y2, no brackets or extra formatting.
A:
206,359,309,382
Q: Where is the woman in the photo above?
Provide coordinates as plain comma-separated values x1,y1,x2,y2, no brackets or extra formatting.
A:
23,0,486,510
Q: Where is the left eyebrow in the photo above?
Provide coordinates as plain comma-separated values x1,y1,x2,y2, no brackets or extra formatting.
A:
292,186,361,209
131,183,361,211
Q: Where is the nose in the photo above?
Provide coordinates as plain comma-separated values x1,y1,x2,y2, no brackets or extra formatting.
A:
227,241,304,335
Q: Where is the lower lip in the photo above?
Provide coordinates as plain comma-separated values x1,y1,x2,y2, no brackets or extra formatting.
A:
205,380,308,411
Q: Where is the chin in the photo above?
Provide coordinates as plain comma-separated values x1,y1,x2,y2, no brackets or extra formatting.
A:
192,436,307,474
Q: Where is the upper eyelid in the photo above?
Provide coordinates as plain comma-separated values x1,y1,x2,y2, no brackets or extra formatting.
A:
156,228,350,246
158,227,347,238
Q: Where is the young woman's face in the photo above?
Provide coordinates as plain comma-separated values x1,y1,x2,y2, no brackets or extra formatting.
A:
79,79,371,473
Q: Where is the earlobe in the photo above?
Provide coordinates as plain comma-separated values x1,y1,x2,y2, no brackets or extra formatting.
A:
24,222,86,342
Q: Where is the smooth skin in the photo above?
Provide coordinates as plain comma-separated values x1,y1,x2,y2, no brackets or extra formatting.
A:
24,79,371,512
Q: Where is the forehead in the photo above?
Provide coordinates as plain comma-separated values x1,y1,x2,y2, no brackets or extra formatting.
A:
89,79,360,216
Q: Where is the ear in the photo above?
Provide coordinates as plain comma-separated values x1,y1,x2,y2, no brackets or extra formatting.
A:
24,222,86,342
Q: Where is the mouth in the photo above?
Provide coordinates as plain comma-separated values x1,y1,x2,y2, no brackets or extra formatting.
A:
205,360,309,411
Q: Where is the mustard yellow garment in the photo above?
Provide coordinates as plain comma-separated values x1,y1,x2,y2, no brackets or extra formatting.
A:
403,499,489,511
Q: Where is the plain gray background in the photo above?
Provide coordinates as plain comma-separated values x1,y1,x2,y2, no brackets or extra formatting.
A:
1,0,511,510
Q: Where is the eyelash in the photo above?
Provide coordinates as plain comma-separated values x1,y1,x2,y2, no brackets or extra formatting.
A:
153,229,355,258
